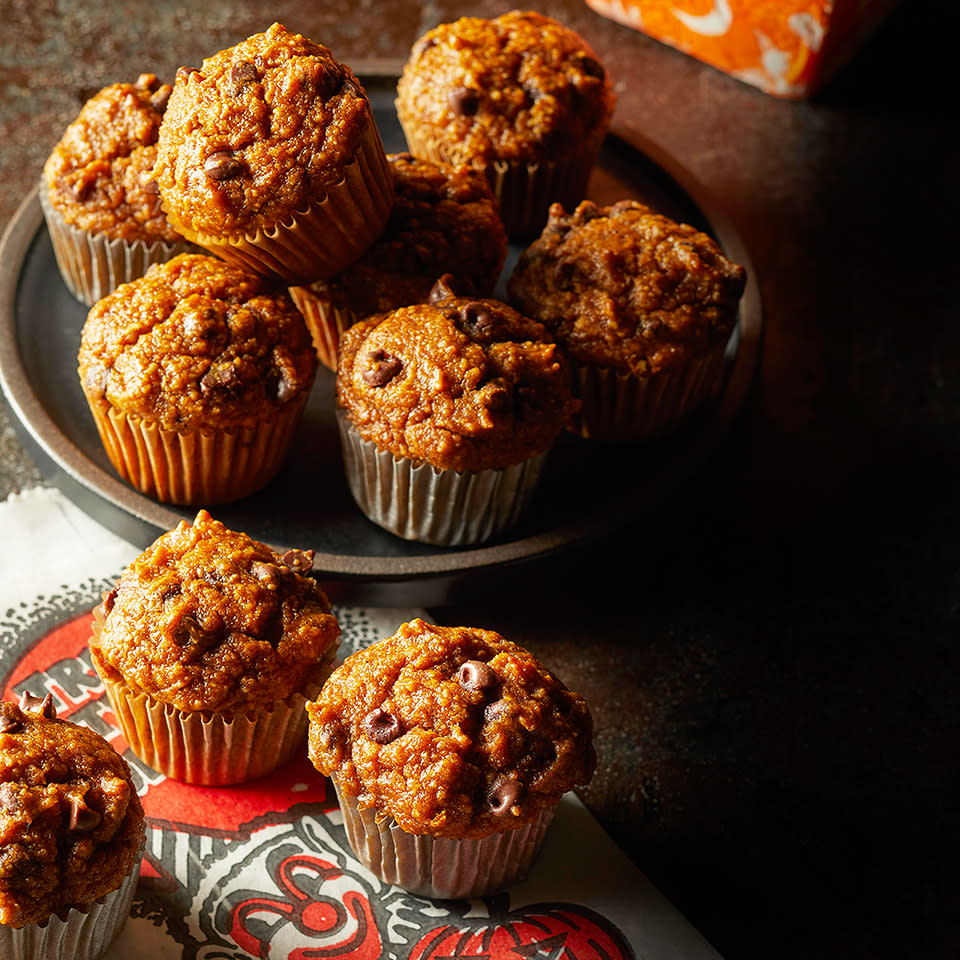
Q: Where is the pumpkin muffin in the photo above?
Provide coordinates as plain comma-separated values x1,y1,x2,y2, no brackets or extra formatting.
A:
89,510,341,786
0,694,144,960
307,618,595,899
154,22,393,283
288,152,507,370
509,199,747,440
77,252,318,505
335,275,578,545
40,73,194,306
396,10,615,237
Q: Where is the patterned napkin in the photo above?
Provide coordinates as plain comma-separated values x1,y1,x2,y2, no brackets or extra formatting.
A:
0,486,720,959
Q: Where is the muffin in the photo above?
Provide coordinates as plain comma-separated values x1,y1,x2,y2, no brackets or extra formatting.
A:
40,73,195,306
77,252,318,505
335,276,578,545
396,10,615,237
0,693,144,960
154,22,393,283
307,619,595,899
508,199,747,440
89,510,341,786
289,152,508,370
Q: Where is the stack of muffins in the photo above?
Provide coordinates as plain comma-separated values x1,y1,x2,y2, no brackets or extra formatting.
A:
46,12,746,547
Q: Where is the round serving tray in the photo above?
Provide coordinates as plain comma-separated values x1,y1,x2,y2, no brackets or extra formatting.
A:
0,76,762,599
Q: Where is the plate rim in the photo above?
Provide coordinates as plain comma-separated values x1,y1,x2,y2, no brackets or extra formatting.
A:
0,133,763,583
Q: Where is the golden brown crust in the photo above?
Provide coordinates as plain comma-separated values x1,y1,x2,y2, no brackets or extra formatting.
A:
89,510,340,714
307,619,595,838
336,282,578,472
42,73,182,243
396,10,615,166
508,200,747,375
155,22,374,239
293,152,507,318
0,698,144,928
77,253,317,430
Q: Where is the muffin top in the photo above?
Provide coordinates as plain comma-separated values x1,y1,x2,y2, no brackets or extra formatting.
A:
396,10,615,165
42,73,183,243
336,277,578,472
294,152,507,317
0,694,144,928
78,253,317,430
307,619,595,838
89,510,340,714
155,22,374,239
508,200,747,375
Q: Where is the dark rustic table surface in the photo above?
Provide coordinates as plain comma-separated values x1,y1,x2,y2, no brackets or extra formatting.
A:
1,1,956,958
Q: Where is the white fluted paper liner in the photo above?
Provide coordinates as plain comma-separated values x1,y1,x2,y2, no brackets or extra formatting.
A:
0,856,140,960
179,119,394,284
288,286,358,371
333,778,555,899
39,186,195,307
573,346,729,441
83,392,309,506
336,409,547,546
97,644,337,786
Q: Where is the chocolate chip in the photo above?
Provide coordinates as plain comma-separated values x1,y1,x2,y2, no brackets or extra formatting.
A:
204,152,243,181
0,710,21,735
175,66,200,83
458,301,496,339
231,61,259,88
101,587,118,614
149,86,171,112
250,561,277,583
67,797,102,832
341,79,359,98
140,175,160,195
200,363,239,395
488,776,522,816
458,660,498,691
576,200,601,222
577,55,606,80
0,783,19,811
281,549,314,574
362,350,403,387
483,700,508,724
361,708,401,744
429,274,457,303
19,691,56,719
448,86,480,117
608,200,641,217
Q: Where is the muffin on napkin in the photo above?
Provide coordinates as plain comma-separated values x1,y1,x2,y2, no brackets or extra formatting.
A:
89,510,341,786
307,618,596,899
154,22,393,283
0,693,144,960
40,73,194,305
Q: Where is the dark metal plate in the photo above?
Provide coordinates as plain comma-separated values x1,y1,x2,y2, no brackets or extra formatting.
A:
0,76,762,600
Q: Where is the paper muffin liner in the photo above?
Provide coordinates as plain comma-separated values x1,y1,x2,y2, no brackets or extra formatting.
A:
179,118,394,284
39,185,195,307
288,285,358,371
336,409,547,546
572,345,729,442
332,777,555,899
95,642,338,786
0,853,141,960
398,120,607,238
81,389,309,506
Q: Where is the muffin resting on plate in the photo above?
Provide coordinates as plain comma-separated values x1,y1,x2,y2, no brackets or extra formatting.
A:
154,22,393,283
289,152,507,370
40,73,194,305
0,694,144,960
77,252,318,505
335,275,578,545
396,10,615,237
89,509,341,786
509,199,747,440
307,618,595,898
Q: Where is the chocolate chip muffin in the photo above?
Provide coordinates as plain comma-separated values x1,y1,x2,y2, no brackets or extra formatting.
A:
396,10,615,236
307,618,595,898
335,275,578,544
155,22,393,282
289,152,508,370
0,694,144,959
89,510,341,785
509,199,747,440
77,252,318,505
40,73,194,305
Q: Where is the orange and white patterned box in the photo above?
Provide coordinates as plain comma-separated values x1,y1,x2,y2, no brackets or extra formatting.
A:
585,0,901,98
